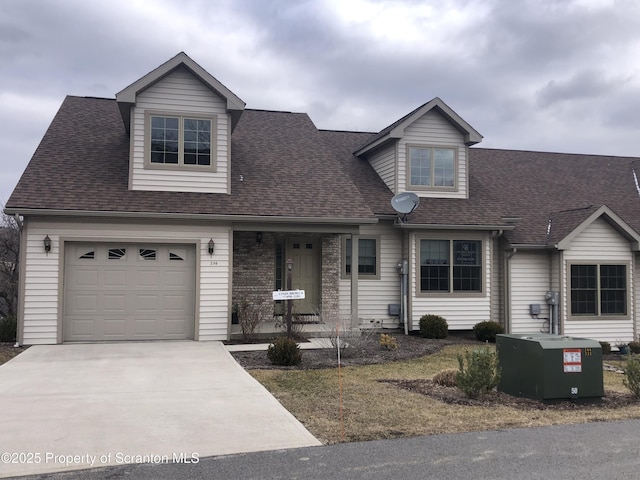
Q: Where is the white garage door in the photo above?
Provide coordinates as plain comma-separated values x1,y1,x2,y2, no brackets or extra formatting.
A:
63,243,196,342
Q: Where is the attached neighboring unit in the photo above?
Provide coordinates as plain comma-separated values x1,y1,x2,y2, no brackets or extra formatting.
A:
496,334,604,400
63,243,196,342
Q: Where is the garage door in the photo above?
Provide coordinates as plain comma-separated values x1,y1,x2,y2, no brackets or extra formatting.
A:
63,243,196,342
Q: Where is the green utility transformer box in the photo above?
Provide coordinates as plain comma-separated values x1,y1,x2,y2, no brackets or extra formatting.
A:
496,334,603,400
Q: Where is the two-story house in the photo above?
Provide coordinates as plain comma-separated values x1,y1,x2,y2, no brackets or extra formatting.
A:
6,52,640,345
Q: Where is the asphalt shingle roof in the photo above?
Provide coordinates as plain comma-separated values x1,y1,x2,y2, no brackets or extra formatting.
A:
7,95,640,246
7,96,376,221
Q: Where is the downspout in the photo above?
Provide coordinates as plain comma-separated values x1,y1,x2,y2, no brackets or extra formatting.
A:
557,250,564,335
504,247,517,334
491,230,503,328
632,166,640,340
401,259,408,336
547,250,556,335
398,227,410,335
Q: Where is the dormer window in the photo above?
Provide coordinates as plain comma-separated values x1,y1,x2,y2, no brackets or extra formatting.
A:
408,145,457,189
145,112,216,170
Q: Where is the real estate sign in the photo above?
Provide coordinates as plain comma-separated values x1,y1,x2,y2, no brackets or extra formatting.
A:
272,290,306,300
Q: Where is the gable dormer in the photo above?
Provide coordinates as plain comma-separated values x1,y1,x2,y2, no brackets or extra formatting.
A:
116,52,245,194
355,98,481,199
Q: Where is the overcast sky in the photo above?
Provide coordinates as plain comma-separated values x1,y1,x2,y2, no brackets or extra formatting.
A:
1,0,640,204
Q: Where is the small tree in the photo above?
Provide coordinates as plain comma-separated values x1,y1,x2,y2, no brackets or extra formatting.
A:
234,296,269,341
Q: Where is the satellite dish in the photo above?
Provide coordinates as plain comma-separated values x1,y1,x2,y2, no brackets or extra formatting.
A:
391,192,420,215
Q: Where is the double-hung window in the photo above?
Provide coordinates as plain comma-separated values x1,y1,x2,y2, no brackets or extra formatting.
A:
419,239,482,293
570,264,627,316
344,237,378,278
408,146,456,189
147,113,215,168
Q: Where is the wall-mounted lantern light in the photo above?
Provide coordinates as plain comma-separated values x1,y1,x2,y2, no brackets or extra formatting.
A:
256,232,263,244
208,238,215,255
44,235,52,253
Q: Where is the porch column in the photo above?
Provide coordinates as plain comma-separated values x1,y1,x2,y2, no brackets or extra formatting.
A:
350,233,359,328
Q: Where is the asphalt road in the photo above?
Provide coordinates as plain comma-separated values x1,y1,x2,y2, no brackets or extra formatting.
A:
9,420,640,479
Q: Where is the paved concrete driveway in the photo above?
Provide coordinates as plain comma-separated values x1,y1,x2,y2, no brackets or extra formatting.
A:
0,342,320,478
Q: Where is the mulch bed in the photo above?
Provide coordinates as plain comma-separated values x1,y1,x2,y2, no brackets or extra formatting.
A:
380,379,639,409
0,342,28,365
230,332,476,370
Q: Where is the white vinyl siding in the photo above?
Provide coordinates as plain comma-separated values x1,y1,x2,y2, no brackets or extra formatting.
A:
368,144,397,193
561,218,634,343
339,223,402,327
398,110,468,199
130,68,230,193
20,217,231,345
510,251,552,334
410,231,491,330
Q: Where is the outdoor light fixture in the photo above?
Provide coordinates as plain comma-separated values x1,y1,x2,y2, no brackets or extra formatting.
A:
208,238,215,255
43,235,52,253
256,232,263,244
286,258,294,271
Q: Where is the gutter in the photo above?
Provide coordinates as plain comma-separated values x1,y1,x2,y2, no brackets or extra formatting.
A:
509,244,556,250
394,222,515,231
2,208,379,226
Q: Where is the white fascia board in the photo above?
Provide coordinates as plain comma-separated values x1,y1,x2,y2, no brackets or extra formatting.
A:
4,207,378,226
556,205,640,251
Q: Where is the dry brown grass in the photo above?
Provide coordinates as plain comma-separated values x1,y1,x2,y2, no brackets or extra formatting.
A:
250,345,640,444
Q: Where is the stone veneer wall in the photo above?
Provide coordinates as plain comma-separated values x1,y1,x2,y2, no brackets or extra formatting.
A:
232,231,275,318
232,231,341,323
321,235,340,322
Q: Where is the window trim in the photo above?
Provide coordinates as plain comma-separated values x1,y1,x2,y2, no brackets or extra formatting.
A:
568,261,631,320
144,110,217,172
416,234,485,297
341,235,381,280
406,144,458,191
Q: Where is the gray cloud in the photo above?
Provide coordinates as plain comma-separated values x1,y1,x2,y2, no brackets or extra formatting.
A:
2,0,640,203
536,70,621,107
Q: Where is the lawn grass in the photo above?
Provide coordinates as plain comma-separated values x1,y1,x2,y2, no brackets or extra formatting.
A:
250,345,640,444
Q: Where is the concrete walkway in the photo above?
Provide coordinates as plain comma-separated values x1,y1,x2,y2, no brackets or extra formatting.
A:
0,342,320,478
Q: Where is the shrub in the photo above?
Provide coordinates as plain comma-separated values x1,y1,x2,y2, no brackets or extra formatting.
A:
628,341,640,354
323,319,376,358
379,333,399,351
267,337,302,366
419,314,448,339
473,320,504,343
456,347,500,399
623,354,640,398
0,316,17,342
600,341,612,355
432,369,457,387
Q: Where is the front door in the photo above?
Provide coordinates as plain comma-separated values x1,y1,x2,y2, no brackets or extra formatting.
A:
286,238,320,314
